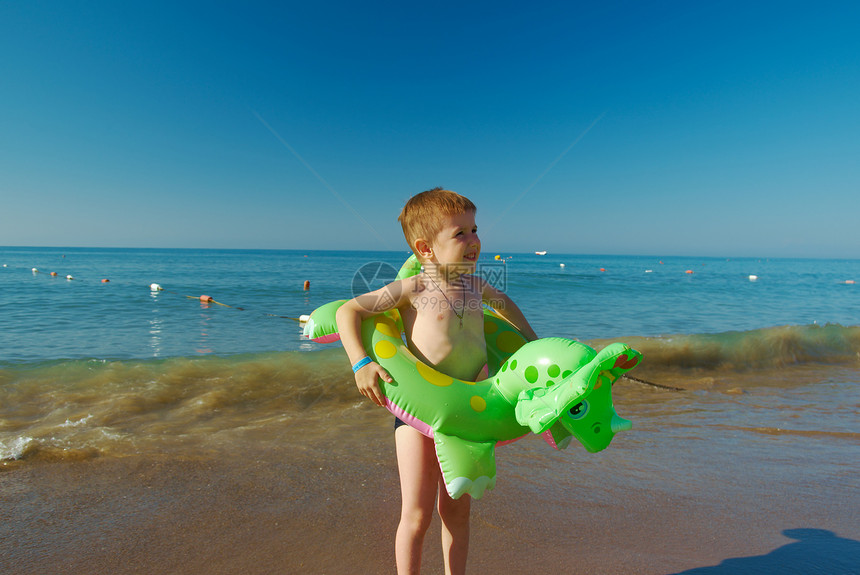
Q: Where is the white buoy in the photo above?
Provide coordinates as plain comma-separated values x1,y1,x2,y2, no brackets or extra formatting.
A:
32,268,38,273
560,263,565,268
150,283,163,292
749,275,758,281
66,275,74,280
299,314,311,323
645,269,653,273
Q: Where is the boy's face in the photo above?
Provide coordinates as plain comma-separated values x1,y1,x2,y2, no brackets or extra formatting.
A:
425,211,481,273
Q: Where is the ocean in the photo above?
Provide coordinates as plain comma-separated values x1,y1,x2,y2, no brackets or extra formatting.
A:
3,247,859,359
1,246,858,574
1,246,858,460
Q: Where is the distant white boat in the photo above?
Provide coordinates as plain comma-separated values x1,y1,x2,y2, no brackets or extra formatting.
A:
535,251,547,256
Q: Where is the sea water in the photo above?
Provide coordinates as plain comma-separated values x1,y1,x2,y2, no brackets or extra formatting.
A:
3,247,858,361
1,247,858,464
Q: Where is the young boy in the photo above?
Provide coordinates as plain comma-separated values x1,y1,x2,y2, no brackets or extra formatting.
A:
336,188,537,575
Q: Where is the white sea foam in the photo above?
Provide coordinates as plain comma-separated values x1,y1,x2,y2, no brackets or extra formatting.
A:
60,414,94,428
0,436,34,461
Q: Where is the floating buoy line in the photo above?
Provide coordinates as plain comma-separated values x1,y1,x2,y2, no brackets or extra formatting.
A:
10,261,857,314
8,264,310,323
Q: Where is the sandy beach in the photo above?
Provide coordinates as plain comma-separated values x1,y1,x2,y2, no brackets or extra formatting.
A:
3,378,858,575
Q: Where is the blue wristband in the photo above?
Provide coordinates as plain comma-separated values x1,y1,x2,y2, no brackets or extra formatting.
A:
352,356,372,373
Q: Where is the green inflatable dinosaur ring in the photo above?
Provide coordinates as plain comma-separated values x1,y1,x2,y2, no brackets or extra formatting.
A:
302,260,642,499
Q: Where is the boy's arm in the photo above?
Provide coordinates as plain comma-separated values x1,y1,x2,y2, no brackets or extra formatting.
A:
482,281,539,342
336,278,412,406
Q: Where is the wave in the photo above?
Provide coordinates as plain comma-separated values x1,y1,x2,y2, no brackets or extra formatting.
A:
0,348,357,463
600,323,860,371
2,324,858,464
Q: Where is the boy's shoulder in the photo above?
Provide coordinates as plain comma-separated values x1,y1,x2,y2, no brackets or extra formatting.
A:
394,274,425,298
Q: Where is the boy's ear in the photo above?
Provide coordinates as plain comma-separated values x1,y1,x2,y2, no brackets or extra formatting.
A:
413,238,432,259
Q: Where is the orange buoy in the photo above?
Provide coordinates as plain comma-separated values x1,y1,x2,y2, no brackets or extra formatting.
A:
101,278,110,283
200,295,213,302
50,272,58,277
303,280,310,291
685,270,694,274
600,268,606,272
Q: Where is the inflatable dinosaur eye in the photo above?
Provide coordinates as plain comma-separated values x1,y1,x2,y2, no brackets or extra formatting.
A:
568,401,589,420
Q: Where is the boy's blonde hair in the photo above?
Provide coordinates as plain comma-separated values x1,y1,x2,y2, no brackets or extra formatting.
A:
398,188,477,252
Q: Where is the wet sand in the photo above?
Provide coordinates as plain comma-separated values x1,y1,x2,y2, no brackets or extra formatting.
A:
3,380,859,574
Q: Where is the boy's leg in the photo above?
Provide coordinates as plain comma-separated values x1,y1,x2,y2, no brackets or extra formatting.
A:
437,480,471,575
394,425,441,575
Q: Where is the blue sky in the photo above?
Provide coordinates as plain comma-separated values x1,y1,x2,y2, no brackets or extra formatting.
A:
2,1,858,258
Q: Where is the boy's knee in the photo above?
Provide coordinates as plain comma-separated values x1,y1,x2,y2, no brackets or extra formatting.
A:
400,507,434,533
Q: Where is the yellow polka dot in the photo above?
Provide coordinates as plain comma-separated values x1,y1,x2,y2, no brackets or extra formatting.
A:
416,361,454,387
483,320,498,335
375,340,397,359
497,330,527,354
375,318,400,338
470,396,487,412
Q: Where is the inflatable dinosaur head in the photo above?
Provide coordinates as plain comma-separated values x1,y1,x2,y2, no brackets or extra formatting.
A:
556,370,633,453
512,340,639,453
